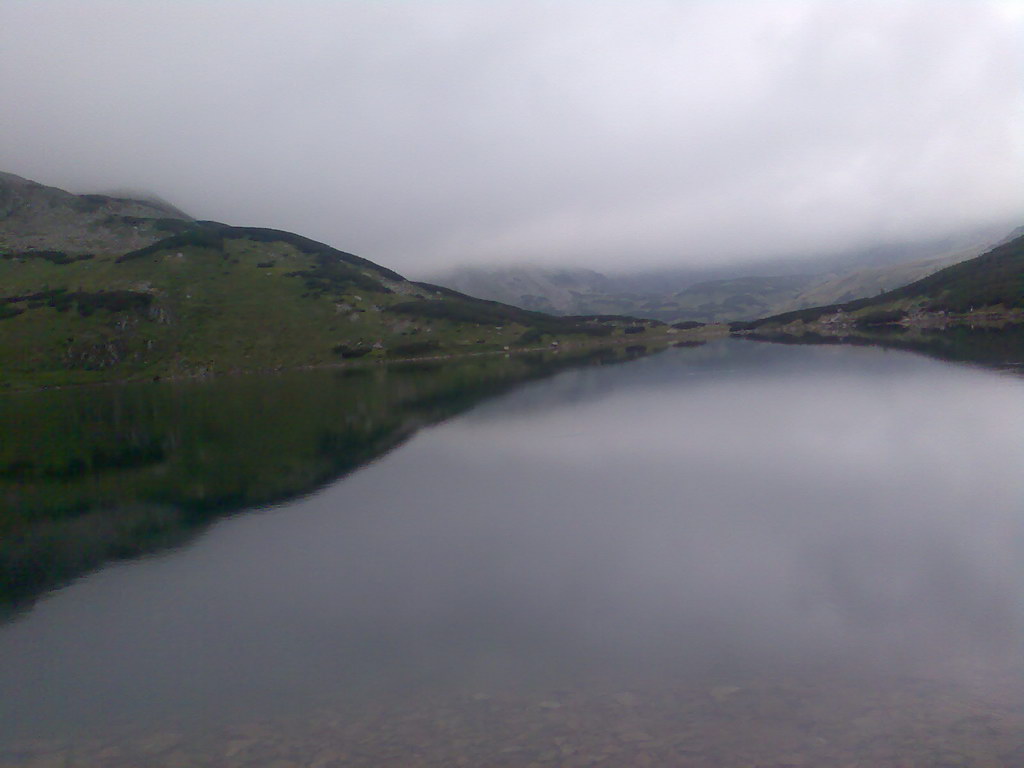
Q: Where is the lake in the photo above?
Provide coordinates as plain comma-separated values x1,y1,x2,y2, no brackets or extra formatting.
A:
2,338,1024,766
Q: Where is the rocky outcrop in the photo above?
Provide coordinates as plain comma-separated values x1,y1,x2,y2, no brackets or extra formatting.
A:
0,171,192,256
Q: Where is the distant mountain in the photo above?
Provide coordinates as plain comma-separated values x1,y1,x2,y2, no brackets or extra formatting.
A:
428,264,811,322
0,173,666,388
429,228,1006,324
425,265,615,314
664,274,818,323
775,248,988,313
993,225,1024,247
734,231,1024,334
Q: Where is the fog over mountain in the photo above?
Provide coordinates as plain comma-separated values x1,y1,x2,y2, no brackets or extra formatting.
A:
1,1,1021,275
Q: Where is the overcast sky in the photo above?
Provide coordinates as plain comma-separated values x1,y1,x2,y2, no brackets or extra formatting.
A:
2,1,1022,275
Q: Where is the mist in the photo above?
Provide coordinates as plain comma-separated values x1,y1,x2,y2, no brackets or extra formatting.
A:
1,1,1021,275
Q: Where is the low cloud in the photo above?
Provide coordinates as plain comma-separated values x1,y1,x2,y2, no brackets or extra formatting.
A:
1,1,1021,274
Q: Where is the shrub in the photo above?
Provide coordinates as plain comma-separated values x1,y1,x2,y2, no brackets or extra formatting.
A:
117,228,225,261
387,340,441,357
154,218,193,233
38,290,153,316
516,328,544,345
388,298,517,326
855,309,907,328
332,344,371,358
1,251,93,265
293,260,388,295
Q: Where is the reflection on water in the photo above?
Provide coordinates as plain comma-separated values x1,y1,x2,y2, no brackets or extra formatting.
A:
0,347,640,613
2,339,1024,765
748,323,1024,373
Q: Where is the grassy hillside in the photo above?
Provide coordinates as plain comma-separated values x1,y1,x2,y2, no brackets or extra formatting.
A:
733,232,1024,333
0,218,666,388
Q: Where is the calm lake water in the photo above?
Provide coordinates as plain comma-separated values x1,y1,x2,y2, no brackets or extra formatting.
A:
2,339,1024,766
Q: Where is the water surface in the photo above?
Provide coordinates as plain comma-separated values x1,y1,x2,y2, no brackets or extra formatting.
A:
2,339,1024,766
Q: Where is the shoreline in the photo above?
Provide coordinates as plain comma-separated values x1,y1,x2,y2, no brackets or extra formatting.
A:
0,324,731,394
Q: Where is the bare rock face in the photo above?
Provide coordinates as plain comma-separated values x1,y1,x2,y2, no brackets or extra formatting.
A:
0,171,192,256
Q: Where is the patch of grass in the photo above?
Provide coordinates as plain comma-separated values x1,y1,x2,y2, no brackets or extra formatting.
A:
116,228,226,261
288,259,389,295
0,223,676,387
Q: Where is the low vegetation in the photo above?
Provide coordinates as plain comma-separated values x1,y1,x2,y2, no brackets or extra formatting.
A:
0,217,680,389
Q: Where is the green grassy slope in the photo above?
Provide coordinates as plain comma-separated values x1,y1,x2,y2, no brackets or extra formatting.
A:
0,220,662,388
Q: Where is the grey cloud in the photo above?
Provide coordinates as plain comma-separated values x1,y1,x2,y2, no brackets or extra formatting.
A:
1,1,1020,275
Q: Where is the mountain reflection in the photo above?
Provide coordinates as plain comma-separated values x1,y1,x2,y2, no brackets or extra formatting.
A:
0,347,646,613
746,324,1024,373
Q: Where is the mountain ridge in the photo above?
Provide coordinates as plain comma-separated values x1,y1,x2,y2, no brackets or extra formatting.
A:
427,227,1008,324
0,172,677,389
